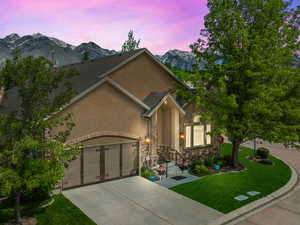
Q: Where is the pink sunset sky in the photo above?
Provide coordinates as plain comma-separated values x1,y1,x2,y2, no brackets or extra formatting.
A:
1,1,298,54
0,0,209,54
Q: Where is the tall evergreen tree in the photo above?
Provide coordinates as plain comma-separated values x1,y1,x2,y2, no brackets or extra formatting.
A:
121,30,141,52
178,0,300,167
0,55,80,223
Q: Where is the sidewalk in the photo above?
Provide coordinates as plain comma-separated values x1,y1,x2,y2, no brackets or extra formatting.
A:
231,142,300,225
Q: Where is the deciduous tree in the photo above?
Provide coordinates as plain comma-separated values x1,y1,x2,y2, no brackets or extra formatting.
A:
0,55,80,223
178,0,300,167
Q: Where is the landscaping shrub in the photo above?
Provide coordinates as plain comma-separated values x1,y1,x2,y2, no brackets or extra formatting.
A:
213,155,224,163
141,167,155,179
193,165,212,176
216,160,224,167
22,186,52,203
204,157,214,167
256,147,269,159
190,159,203,170
222,155,232,166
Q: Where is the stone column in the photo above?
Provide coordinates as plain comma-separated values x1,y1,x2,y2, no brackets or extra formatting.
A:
171,107,180,151
150,112,158,167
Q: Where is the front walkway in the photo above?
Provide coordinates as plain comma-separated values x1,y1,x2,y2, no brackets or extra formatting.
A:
235,141,300,225
154,162,201,188
63,176,223,225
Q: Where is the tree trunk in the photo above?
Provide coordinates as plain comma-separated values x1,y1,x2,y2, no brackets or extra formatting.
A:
15,192,21,224
231,141,240,168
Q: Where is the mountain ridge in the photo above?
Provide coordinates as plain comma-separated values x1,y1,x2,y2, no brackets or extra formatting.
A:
0,33,198,71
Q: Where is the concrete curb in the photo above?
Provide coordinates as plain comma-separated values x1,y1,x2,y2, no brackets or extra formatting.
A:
206,152,299,225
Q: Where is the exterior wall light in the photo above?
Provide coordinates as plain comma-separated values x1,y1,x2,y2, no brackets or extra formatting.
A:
180,133,185,139
164,100,168,104
145,137,151,144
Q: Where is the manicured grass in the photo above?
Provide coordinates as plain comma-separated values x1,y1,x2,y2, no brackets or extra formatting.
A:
0,194,96,225
171,143,292,213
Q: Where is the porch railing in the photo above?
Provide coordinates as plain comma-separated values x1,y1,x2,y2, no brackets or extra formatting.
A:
157,145,215,165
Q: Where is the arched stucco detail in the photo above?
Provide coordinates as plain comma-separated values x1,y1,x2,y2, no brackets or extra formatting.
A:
67,131,142,144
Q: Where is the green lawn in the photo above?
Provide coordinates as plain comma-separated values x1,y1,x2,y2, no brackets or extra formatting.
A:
171,143,292,213
0,194,96,225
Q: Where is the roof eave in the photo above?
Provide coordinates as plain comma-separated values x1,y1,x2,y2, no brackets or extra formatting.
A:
142,94,186,118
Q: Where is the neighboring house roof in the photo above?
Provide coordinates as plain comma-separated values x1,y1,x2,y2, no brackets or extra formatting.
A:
143,92,185,117
0,48,189,116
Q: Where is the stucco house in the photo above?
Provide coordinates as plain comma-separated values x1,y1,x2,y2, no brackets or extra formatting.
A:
0,48,215,189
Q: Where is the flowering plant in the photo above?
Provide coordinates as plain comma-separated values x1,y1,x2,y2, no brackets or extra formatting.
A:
157,167,166,175
181,161,189,167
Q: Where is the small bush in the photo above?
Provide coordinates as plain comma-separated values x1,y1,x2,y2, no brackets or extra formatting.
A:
204,157,214,167
141,167,155,179
194,165,212,176
222,155,232,166
216,160,224,167
213,156,224,163
190,159,203,170
22,185,52,203
256,147,269,159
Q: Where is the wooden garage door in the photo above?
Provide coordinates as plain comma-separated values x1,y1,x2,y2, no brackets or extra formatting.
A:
62,141,139,189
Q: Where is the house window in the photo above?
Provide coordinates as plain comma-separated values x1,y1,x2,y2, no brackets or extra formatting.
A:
185,126,192,148
193,125,204,146
206,124,211,145
184,115,211,148
193,115,201,123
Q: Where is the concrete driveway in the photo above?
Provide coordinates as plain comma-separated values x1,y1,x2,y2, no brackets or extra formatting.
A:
63,176,223,225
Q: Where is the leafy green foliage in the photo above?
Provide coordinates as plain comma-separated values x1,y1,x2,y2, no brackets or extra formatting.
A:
141,167,155,179
256,147,270,159
193,165,212,176
204,157,214,167
0,195,97,225
171,143,291,213
0,54,81,221
222,155,233,166
190,159,203,171
177,0,300,167
121,30,141,52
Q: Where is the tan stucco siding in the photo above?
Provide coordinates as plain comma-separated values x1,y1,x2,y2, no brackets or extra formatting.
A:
54,82,148,144
81,136,136,146
110,53,177,100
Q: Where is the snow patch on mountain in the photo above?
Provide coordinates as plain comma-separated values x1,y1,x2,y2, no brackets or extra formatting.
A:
0,33,200,70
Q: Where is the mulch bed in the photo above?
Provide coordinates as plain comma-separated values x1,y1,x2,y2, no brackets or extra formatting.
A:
209,164,245,174
247,156,274,165
189,164,246,177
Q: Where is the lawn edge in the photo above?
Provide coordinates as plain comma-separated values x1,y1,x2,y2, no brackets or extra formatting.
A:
206,152,299,225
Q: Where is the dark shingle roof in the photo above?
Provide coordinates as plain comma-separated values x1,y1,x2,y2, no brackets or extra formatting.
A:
143,92,167,109
0,49,145,115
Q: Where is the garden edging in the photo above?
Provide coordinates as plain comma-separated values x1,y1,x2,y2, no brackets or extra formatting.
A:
206,154,299,225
